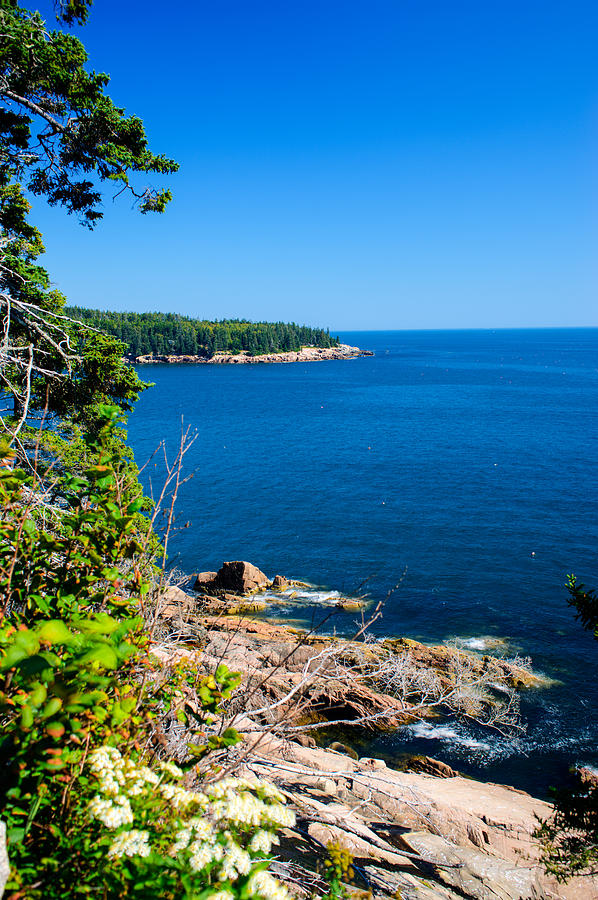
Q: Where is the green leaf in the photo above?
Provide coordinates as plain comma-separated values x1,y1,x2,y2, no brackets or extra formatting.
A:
1,630,41,669
7,827,25,845
78,644,119,669
78,613,119,635
36,620,73,644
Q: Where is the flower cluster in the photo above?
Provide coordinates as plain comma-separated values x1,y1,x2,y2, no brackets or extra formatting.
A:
88,746,159,799
86,746,295,900
248,871,292,900
107,830,151,860
88,794,134,829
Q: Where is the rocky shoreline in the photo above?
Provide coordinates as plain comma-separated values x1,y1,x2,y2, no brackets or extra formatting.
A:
151,561,595,899
131,343,373,365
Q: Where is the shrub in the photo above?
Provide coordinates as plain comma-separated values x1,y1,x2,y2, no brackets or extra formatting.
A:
0,407,294,899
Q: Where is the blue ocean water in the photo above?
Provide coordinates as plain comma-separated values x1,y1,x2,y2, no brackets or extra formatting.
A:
128,329,598,796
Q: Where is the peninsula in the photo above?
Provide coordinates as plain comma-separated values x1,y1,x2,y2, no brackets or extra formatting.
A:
65,307,356,361
133,343,373,365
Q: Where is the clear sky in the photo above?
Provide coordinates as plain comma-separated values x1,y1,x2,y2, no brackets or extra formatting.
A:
32,0,598,329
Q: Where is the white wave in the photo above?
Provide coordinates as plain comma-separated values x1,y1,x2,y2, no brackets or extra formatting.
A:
262,587,343,606
407,721,494,753
459,637,491,651
448,635,510,653
294,589,341,603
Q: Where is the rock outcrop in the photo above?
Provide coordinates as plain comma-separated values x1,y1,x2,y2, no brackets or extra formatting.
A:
152,606,543,746
232,735,594,900
193,561,270,594
193,571,218,588
133,344,374,365
215,560,270,593
150,574,588,900
405,755,459,778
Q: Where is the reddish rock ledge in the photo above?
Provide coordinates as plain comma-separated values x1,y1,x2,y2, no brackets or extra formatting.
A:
132,344,373,365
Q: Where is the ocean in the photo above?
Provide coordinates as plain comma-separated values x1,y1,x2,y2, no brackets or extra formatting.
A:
128,328,598,797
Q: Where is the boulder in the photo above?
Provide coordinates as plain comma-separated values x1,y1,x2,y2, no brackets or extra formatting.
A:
162,585,193,604
159,585,194,619
577,766,598,787
193,571,218,592
328,741,359,761
271,574,288,589
405,755,458,779
335,598,362,611
215,561,270,593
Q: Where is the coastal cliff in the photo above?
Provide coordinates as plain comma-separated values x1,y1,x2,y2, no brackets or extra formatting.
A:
132,343,373,365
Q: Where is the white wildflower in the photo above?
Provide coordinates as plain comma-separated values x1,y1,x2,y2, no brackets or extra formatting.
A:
208,892,235,900
171,817,215,854
188,840,224,871
138,765,160,785
159,760,184,779
124,780,144,797
258,781,285,803
249,830,277,854
247,870,291,900
264,803,295,828
97,773,121,797
120,759,160,796
189,817,216,841
171,827,193,854
207,776,254,799
88,746,127,795
212,792,295,830
219,843,252,881
212,792,264,827
159,782,202,810
107,829,151,859
89,746,122,771
88,794,134,829
219,860,238,881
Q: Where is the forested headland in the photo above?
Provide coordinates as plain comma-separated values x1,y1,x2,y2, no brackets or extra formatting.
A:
65,307,340,358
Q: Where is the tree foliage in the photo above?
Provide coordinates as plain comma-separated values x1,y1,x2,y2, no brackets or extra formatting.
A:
0,0,176,435
66,307,341,359
566,574,598,639
536,575,598,881
0,0,178,226
0,408,272,899
0,7,305,900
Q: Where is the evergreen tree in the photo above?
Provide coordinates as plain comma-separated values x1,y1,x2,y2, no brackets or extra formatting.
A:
537,575,598,881
64,308,341,358
0,0,177,432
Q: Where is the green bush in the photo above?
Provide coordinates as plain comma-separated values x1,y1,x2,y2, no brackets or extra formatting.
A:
0,406,296,899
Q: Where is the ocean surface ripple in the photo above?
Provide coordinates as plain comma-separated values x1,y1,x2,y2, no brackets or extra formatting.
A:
128,328,598,797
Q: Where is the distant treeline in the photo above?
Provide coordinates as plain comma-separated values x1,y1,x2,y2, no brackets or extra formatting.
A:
65,308,340,358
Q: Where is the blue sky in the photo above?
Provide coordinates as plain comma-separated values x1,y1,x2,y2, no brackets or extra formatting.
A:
33,0,598,329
